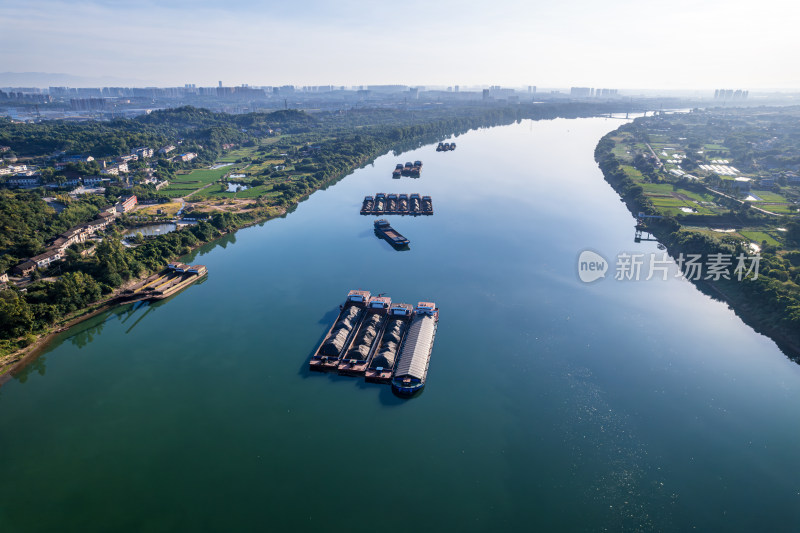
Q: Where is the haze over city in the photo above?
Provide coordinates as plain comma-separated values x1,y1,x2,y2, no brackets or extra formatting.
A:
3,0,799,89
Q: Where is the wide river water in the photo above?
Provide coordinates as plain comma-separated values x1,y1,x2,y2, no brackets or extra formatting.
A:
2,118,799,532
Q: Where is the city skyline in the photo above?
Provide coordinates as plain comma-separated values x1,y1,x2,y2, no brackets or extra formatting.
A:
2,0,799,90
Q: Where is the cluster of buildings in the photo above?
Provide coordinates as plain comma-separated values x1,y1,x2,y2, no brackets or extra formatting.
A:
714,89,749,100
9,196,137,277
0,144,190,191
569,87,619,98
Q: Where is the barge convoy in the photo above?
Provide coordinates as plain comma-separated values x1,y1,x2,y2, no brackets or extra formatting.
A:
310,291,439,397
436,142,456,151
360,193,433,215
391,161,422,178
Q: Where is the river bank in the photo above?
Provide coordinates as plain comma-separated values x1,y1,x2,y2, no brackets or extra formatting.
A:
594,133,800,362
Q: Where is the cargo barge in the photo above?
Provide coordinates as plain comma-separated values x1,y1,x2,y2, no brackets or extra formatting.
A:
410,160,422,177
365,303,413,383
374,219,409,248
391,302,439,397
392,164,403,178
436,142,456,151
421,195,433,215
309,290,370,372
338,296,391,376
409,193,422,215
360,193,433,216
360,195,374,215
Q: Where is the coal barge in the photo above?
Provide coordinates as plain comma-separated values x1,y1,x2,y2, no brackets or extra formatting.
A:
436,142,456,151
309,290,370,372
338,296,392,376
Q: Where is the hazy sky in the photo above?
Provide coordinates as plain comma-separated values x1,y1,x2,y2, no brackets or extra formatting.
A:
3,0,799,89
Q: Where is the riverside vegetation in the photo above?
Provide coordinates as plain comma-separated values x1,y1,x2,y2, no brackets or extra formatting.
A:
595,107,800,356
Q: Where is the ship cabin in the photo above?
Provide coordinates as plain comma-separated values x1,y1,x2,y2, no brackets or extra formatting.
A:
368,296,392,311
404,162,413,169
414,160,422,167
395,164,404,170
168,262,189,273
187,265,207,275
390,303,413,317
347,290,371,305
415,301,437,317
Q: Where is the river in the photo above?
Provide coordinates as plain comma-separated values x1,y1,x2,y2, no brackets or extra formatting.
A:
1,117,799,532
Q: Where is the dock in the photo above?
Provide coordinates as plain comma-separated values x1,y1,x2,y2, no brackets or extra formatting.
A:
360,193,433,216
309,292,439,396
126,263,208,301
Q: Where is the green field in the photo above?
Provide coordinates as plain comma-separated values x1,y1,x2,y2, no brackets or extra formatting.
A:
740,230,781,246
749,190,789,202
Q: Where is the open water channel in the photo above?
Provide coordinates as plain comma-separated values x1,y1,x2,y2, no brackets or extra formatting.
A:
1,117,799,532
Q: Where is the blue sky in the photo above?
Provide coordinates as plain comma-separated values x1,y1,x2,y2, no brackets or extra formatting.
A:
2,0,798,89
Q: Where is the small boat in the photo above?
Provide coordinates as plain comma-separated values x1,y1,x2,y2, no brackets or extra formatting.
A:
448,142,456,151
436,143,444,152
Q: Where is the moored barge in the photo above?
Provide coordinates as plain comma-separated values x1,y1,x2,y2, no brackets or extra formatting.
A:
421,195,433,215
338,296,391,376
374,193,386,214
386,194,398,214
409,193,422,215
398,193,409,214
391,302,439,397
392,164,403,178
360,195,374,215
374,219,409,248
401,162,413,177
365,303,413,383
309,290,370,372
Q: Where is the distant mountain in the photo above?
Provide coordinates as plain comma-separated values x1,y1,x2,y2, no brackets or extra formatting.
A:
0,72,154,88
